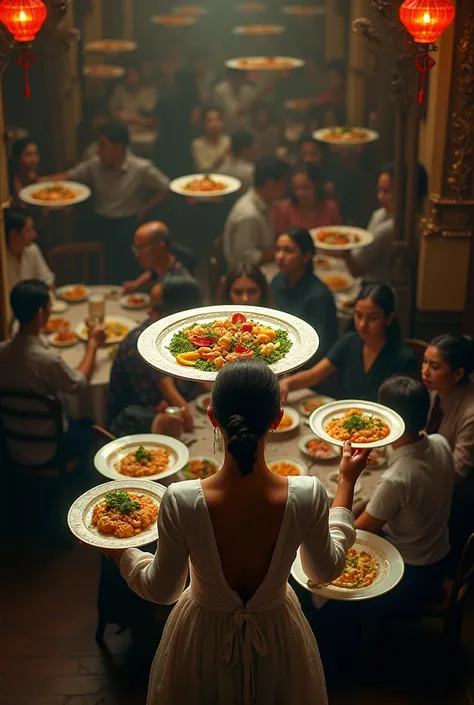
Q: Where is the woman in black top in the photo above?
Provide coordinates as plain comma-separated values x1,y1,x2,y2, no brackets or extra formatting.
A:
271,228,337,363
280,284,416,402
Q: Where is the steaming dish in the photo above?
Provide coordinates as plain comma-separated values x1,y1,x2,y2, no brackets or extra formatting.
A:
234,57,297,70
92,490,159,538
62,286,87,300
31,184,77,202
305,438,336,459
325,408,390,444
322,127,370,143
269,462,300,477
332,548,379,589
182,175,228,193
117,445,170,478
45,317,70,333
169,313,292,371
316,229,361,247
321,274,351,292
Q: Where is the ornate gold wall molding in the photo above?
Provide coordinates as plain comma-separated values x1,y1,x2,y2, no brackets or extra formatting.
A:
421,195,474,239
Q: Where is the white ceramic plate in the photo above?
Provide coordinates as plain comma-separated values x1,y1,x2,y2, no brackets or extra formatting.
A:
226,56,304,71
275,406,300,434
19,181,92,208
291,530,404,601
268,457,306,476
48,332,79,348
233,24,284,34
282,5,327,15
195,392,212,412
75,315,138,344
309,399,405,449
94,434,189,481
150,14,197,25
170,173,241,198
182,456,220,480
51,299,68,313
311,226,374,252
313,126,379,147
137,305,320,383
172,5,208,15
83,64,126,78
85,39,137,53
120,293,151,310
299,433,339,460
68,479,166,549
298,394,335,417
56,285,89,303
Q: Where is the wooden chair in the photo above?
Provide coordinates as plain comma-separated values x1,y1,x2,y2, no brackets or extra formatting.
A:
47,241,105,287
404,338,428,371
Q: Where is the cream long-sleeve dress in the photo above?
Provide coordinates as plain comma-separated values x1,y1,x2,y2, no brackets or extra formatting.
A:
120,475,355,705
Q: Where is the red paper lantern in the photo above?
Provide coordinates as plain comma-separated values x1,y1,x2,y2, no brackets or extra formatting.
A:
0,0,47,43
399,0,455,45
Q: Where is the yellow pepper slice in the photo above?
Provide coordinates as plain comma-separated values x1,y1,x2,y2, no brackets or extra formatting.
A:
176,351,200,367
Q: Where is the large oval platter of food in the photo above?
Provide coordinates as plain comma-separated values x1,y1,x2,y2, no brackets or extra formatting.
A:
68,479,166,549
309,399,405,449
310,225,373,252
291,530,404,601
169,173,241,198
138,305,320,382
313,126,379,146
226,56,304,71
19,181,91,208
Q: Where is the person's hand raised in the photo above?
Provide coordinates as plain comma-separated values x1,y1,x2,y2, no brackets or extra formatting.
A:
338,441,371,485
88,324,107,348
279,378,290,403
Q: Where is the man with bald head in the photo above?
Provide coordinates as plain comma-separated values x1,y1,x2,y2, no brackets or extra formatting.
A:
123,220,199,296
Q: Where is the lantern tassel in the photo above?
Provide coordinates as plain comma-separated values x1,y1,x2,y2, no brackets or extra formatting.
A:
16,49,36,99
415,52,436,105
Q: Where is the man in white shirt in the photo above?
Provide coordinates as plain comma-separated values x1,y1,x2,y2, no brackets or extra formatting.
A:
217,130,255,194
0,280,106,466
192,107,231,172
109,65,158,154
214,68,273,132
223,156,290,267
356,375,455,608
5,209,54,294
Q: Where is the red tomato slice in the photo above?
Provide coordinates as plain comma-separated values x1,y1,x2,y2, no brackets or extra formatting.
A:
234,344,253,357
232,313,247,325
241,322,253,333
191,336,215,347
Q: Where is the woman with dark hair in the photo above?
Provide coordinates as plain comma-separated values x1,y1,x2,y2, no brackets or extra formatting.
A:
221,262,270,307
272,228,337,361
280,283,416,402
9,138,40,206
109,359,368,704
273,163,341,234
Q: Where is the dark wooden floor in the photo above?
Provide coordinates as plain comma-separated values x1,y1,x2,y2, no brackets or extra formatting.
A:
1,536,473,705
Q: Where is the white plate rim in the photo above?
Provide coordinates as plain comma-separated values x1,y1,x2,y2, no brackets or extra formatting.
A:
84,39,137,52
267,456,306,476
120,293,151,310
309,399,405,449
137,304,320,382
51,299,68,313
291,530,405,601
298,432,339,460
297,394,335,417
310,225,374,252
94,434,189,481
75,315,138,344
225,56,305,71
313,126,379,146
149,14,197,25
233,24,284,34
275,406,300,434
48,331,79,348
67,479,166,549
55,284,89,303
19,181,92,208
83,64,126,78
169,173,241,198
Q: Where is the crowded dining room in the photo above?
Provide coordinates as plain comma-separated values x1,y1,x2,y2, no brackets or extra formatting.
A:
1,0,474,704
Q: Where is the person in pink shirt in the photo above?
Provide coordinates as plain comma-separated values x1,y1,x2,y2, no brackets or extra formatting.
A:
273,162,342,235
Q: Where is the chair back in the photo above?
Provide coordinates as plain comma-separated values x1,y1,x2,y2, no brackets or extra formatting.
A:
0,389,64,468
404,338,428,372
448,533,474,613
47,242,105,286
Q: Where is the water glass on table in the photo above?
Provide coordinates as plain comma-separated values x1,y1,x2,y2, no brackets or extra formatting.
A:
87,293,105,324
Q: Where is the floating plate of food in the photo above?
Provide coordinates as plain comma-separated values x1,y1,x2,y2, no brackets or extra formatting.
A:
170,173,241,198
76,315,137,344
85,39,137,53
19,181,91,208
226,56,304,71
195,392,211,412
320,272,355,293
48,330,79,348
309,400,405,449
298,394,335,417
182,456,219,479
291,530,404,601
313,126,379,147
172,5,208,15
233,24,284,34
94,434,189,482
268,457,306,476
120,293,151,310
138,305,320,382
44,316,70,333
150,14,197,25
56,285,89,303
299,433,339,460
235,2,266,11
83,64,126,78
68,480,166,549
282,5,327,15
311,226,373,252
275,406,300,434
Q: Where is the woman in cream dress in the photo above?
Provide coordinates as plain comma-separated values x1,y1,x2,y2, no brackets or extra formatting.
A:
113,359,368,704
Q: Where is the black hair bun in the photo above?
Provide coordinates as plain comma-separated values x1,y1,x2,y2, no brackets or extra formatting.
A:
227,414,259,476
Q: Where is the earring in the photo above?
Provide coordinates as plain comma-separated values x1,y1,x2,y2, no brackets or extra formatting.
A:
267,429,273,446
213,427,220,454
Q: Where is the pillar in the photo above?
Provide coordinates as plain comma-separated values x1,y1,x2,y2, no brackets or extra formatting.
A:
325,0,346,62
346,0,369,126
123,0,134,41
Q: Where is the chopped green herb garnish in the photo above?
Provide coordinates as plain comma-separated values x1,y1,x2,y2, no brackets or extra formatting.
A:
105,490,140,515
341,414,376,434
135,445,152,464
